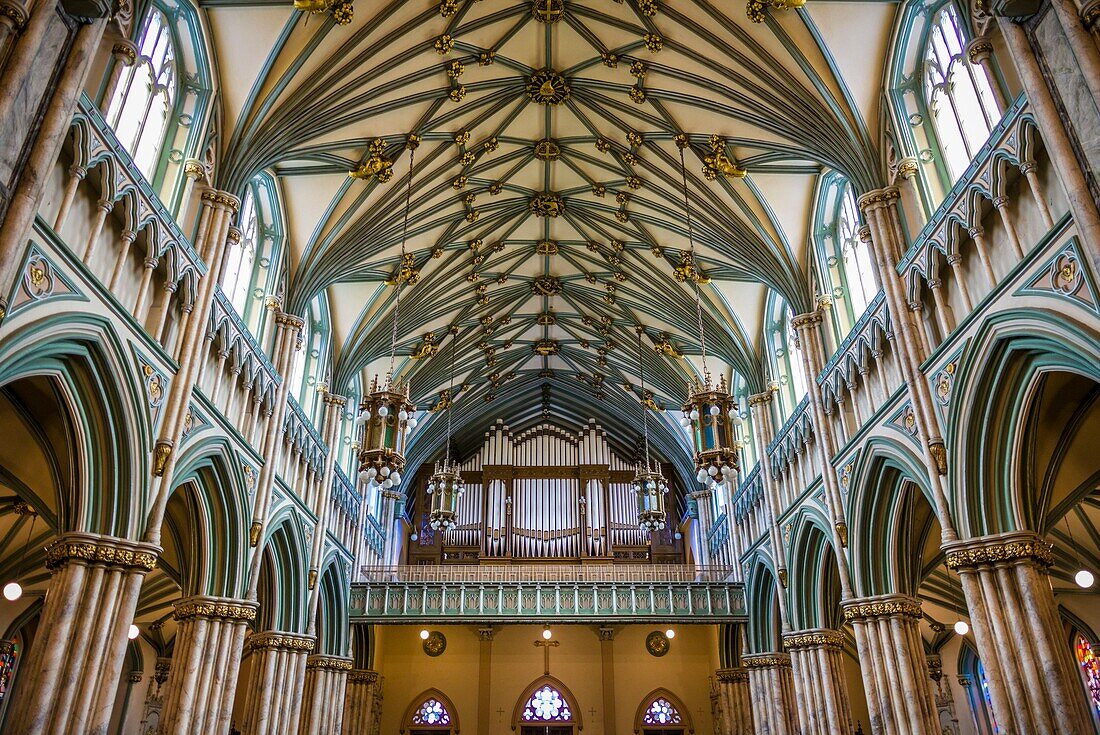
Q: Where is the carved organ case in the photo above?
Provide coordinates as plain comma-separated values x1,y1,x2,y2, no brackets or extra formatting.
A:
408,420,685,565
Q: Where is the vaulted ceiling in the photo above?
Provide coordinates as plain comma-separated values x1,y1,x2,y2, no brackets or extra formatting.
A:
201,0,898,469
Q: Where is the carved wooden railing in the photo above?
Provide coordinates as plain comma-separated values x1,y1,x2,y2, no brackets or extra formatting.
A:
358,564,736,583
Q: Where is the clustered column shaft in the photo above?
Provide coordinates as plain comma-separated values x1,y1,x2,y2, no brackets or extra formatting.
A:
299,655,354,735
238,631,316,735
711,668,754,735
842,594,938,735
944,532,1095,734
157,596,259,734
743,652,799,735
783,629,852,734
343,669,383,735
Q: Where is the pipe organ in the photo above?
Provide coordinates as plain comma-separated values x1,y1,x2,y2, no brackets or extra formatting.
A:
408,420,684,565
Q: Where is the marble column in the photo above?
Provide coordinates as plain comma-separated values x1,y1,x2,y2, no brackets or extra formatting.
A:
299,655,353,735
712,668,754,735
943,532,1094,734
842,594,938,735
743,652,799,735
783,629,853,734
4,533,159,735
157,596,258,734
342,670,382,735
238,631,315,735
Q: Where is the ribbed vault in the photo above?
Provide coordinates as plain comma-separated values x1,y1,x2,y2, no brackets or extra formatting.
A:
203,0,884,452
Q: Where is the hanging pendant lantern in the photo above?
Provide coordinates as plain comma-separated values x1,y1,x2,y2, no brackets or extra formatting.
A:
356,138,421,493
674,136,741,487
356,374,415,489
681,375,740,485
428,458,462,531
428,324,462,530
633,326,668,532
634,460,668,532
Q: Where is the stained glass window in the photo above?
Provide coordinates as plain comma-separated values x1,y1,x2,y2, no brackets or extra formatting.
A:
1075,635,1100,716
0,641,17,704
642,697,683,726
411,697,451,727
521,685,572,722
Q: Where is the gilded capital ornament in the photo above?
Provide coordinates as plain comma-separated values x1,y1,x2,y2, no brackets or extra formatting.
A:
245,632,316,653
716,667,749,683
942,532,1054,570
842,594,922,622
45,535,159,572
174,596,258,622
305,655,354,671
742,653,792,668
783,629,844,650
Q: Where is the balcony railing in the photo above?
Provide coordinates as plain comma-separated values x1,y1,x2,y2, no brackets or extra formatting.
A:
359,564,736,583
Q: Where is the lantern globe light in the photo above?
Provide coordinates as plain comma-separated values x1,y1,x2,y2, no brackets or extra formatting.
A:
665,629,675,639
128,624,140,640
3,582,22,601
1075,569,1095,588
542,627,552,640
420,629,430,640
953,620,970,636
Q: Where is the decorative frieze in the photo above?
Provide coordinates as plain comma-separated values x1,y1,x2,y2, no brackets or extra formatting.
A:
716,667,749,683
782,629,844,651
741,653,792,668
305,655,354,672
348,669,380,684
173,596,258,622
244,632,317,654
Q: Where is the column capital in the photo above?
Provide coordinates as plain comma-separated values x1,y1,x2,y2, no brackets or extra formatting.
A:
274,310,306,331
0,0,28,30
856,186,901,213
842,593,923,621
173,595,259,622
966,36,995,64
1083,0,1100,29
782,628,845,651
200,188,241,214
323,392,348,407
305,654,354,671
244,630,317,654
111,39,138,65
747,390,773,406
742,652,792,669
348,669,380,684
597,626,615,641
715,667,749,683
942,531,1053,570
478,626,495,642
789,311,823,331
45,532,160,572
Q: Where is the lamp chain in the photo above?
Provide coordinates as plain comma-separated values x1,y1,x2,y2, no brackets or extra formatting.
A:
637,327,652,470
387,145,416,383
678,143,710,384
445,326,457,467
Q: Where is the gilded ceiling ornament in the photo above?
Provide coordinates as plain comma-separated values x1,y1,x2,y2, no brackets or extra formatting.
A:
452,176,467,189
464,193,476,206
534,138,561,160
703,135,747,179
630,61,647,79
643,33,663,52
479,49,495,65
595,138,611,153
293,0,352,25
449,86,466,102
489,182,503,194
639,0,658,15
447,60,465,78
627,131,643,147
483,137,499,152
465,210,479,222
432,247,444,258
533,339,560,356
386,252,421,286
623,152,638,166
439,0,458,16
602,51,619,67
529,192,564,217
411,332,439,359
746,0,804,23
454,130,470,145
591,183,606,197
531,0,563,23
651,246,664,257
434,34,454,54
526,68,571,105
653,334,683,358
627,176,641,189
532,275,562,296
537,310,556,325
536,240,558,255
673,250,710,283
349,139,392,182
460,151,475,165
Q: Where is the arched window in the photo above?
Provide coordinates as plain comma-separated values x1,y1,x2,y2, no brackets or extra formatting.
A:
814,174,879,343
105,7,177,181
1075,634,1100,719
401,689,458,734
511,676,582,733
634,688,695,734
765,294,809,421
219,175,283,338
223,187,257,315
923,3,1000,183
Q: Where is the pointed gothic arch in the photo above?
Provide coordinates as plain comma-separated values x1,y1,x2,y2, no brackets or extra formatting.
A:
633,688,694,733
401,688,459,734
510,675,583,731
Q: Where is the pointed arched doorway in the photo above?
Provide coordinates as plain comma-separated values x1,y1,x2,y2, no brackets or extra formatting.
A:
511,675,583,734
